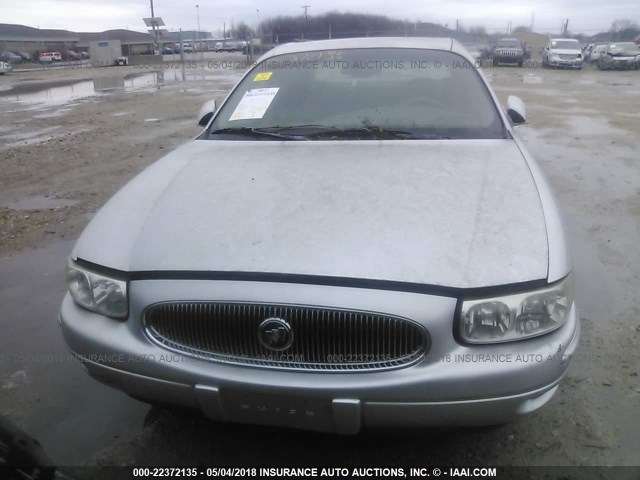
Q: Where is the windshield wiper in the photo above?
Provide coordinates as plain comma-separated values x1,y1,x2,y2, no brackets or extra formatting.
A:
209,127,305,140
261,124,442,140
210,125,450,141
309,128,451,140
307,127,415,139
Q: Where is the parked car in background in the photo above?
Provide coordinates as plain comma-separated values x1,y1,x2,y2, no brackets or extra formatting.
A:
161,46,174,55
583,44,593,62
12,51,32,62
598,42,640,70
492,38,525,66
51,52,62,61
114,56,128,66
0,61,12,74
462,43,482,61
79,51,90,59
215,40,246,52
0,51,22,63
181,43,194,53
61,50,81,61
60,37,580,434
473,44,492,61
589,43,608,64
39,52,54,63
542,38,583,69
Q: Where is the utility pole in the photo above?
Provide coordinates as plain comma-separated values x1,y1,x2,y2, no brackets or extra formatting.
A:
302,5,310,39
196,5,201,54
530,10,535,31
38,26,45,70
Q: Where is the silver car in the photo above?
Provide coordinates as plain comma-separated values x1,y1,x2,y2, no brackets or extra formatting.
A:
0,60,12,75
589,43,608,64
598,42,640,70
60,38,580,434
542,38,583,69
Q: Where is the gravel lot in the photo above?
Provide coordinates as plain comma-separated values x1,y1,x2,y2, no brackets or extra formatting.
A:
0,55,638,477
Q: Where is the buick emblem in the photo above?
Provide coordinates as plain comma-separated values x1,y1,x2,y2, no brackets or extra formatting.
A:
258,318,293,351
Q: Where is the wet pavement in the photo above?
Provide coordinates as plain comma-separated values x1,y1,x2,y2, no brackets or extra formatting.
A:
0,240,149,465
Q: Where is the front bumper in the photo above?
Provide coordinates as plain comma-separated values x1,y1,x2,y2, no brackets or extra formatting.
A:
548,58,583,69
603,59,639,69
494,55,523,64
60,280,580,434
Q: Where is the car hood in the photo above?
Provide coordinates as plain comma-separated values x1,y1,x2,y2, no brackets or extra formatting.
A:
609,52,637,58
72,139,549,289
550,49,581,55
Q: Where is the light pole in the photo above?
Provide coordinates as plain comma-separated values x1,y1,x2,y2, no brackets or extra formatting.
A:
150,0,158,54
301,5,310,39
256,9,260,35
196,4,201,53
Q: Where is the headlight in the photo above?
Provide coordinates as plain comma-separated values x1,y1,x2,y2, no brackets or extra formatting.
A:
66,259,128,318
458,274,574,344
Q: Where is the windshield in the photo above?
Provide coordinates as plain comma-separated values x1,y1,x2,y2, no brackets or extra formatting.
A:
496,39,521,48
608,43,640,55
551,40,581,50
207,48,505,141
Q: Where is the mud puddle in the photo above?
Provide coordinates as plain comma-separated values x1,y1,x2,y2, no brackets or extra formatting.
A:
0,69,238,106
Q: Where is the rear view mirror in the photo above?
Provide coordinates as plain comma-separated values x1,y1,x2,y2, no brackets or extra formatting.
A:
198,99,217,126
506,95,527,125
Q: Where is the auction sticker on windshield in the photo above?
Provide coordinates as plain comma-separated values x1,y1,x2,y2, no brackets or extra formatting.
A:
254,72,273,81
229,87,280,120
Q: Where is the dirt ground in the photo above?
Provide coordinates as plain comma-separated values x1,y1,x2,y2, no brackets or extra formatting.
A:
0,56,638,475
0,58,246,256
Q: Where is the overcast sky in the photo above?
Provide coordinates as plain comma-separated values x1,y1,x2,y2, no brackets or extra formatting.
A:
3,0,639,35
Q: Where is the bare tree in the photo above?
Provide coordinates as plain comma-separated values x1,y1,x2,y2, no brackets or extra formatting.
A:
232,22,254,40
512,25,531,33
610,18,639,32
468,25,487,36
609,18,640,41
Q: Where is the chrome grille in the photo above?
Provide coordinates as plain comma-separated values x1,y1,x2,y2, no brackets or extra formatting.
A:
559,54,579,60
143,302,428,371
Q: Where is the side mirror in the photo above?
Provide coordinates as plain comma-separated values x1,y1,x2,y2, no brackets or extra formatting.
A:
506,95,527,125
198,99,217,127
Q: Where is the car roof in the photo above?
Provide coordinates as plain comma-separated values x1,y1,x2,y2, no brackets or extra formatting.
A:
260,37,465,61
549,38,580,42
